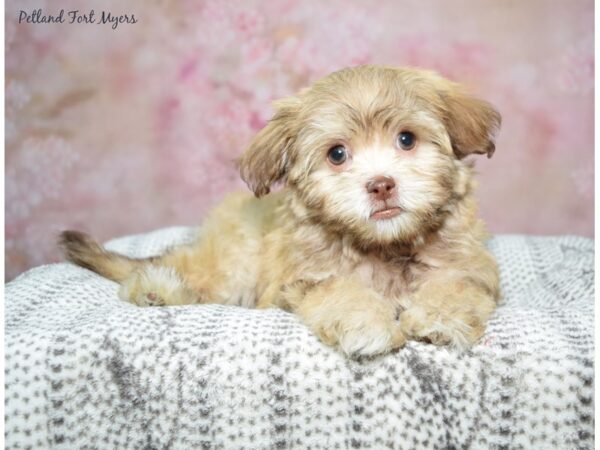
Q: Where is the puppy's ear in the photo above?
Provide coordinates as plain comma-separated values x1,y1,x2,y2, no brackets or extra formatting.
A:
238,97,301,197
439,86,501,159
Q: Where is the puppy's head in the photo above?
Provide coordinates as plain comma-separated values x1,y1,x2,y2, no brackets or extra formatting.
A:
239,65,500,246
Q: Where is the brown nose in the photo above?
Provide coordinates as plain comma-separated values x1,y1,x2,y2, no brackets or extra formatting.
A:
366,176,396,201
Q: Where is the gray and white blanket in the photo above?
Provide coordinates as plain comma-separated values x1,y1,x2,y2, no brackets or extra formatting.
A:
5,227,594,449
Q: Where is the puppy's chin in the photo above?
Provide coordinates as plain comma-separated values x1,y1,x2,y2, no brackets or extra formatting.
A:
352,210,441,248
369,212,418,242
300,199,442,250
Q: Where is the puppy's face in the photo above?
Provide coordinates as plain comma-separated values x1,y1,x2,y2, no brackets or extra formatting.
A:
239,66,500,246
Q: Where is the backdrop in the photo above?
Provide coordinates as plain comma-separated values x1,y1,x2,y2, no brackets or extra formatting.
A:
5,0,594,280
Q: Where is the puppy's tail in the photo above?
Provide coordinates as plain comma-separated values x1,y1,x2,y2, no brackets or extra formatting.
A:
59,230,148,282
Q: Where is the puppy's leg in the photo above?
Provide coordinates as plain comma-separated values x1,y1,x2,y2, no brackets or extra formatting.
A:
60,228,257,307
60,193,269,307
400,276,498,349
60,230,200,306
282,277,406,356
119,265,199,307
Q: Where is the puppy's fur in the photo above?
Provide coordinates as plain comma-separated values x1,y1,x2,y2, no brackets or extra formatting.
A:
60,65,501,356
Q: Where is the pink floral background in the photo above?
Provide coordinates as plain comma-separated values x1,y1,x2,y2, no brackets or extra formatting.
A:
6,0,594,280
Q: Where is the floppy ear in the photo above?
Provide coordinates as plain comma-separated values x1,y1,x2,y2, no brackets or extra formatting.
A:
238,97,300,197
439,86,501,159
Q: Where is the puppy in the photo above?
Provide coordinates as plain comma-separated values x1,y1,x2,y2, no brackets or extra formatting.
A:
60,65,501,356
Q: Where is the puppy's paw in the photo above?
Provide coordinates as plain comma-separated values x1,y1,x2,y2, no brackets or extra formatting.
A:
400,305,484,349
309,300,406,357
330,318,405,357
119,266,195,307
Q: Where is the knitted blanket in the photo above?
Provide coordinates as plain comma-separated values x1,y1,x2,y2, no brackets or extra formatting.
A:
5,227,594,449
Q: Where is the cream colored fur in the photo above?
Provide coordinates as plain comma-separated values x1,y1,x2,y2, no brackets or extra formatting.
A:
60,65,501,356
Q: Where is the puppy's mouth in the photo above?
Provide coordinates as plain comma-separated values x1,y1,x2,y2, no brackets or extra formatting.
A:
370,206,403,220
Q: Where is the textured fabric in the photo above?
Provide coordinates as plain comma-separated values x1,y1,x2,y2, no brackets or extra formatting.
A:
5,227,594,449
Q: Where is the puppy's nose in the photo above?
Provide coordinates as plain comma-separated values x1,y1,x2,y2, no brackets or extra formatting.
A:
366,176,396,201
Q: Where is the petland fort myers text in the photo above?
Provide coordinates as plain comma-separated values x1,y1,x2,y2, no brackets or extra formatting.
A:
18,9,138,30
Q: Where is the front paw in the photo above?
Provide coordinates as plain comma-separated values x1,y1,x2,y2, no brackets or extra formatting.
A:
400,306,484,349
309,302,406,357
119,266,192,307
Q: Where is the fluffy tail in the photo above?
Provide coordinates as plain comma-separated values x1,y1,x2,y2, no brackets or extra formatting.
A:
59,230,148,282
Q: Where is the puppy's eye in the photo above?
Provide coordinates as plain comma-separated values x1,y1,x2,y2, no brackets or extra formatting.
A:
397,131,416,150
327,145,347,165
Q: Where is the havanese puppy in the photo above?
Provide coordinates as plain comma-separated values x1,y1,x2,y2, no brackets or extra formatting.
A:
60,65,501,356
